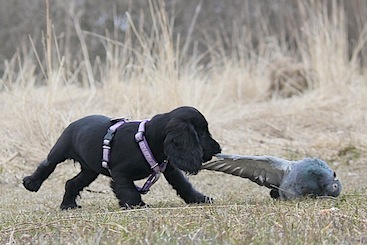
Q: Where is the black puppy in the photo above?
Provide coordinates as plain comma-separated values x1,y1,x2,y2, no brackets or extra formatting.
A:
23,106,221,209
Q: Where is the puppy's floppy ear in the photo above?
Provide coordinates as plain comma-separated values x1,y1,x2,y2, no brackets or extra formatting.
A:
163,118,203,174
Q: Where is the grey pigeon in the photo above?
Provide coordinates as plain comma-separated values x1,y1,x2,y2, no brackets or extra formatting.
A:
202,153,342,200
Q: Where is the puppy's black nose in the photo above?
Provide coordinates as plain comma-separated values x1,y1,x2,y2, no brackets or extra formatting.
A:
213,145,222,154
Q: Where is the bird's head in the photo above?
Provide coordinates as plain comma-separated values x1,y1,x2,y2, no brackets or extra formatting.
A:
320,171,342,197
294,158,342,198
308,158,342,197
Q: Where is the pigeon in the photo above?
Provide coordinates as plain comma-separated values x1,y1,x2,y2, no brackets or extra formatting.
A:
202,153,342,200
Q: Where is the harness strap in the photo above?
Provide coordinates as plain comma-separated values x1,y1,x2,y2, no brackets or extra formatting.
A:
102,119,127,171
101,118,167,195
134,120,167,194
134,120,167,173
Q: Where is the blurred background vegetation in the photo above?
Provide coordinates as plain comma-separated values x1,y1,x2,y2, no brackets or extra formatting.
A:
2,0,367,84
2,2,367,243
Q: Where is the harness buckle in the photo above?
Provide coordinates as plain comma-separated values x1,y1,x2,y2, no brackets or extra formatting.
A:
104,130,114,141
135,131,144,142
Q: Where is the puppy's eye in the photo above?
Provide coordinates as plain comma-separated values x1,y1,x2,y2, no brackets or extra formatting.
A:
197,132,205,137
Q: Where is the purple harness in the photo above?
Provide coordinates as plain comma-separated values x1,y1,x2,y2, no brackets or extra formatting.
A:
102,118,167,194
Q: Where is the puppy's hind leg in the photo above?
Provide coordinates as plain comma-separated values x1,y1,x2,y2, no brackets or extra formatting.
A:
60,168,99,210
23,159,59,192
23,133,70,192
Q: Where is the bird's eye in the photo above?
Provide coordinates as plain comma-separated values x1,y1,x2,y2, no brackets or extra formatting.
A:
332,183,338,191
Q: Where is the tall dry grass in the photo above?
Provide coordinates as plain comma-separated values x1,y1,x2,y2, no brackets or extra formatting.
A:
1,0,367,244
0,0,366,185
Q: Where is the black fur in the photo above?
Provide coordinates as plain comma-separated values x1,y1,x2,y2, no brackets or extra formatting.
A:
23,106,221,209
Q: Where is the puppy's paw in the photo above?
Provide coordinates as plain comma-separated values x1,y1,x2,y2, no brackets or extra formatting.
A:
184,192,214,204
203,196,214,204
23,176,42,192
121,202,149,210
60,202,82,210
196,195,213,204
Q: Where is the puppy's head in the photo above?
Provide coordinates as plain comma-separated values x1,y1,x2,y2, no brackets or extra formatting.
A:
163,107,221,174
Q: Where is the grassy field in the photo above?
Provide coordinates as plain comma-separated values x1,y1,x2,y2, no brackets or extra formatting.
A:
1,1,367,244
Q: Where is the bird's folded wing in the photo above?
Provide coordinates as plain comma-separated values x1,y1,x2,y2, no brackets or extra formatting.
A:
202,153,291,189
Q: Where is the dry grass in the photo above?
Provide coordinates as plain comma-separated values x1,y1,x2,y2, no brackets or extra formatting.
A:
1,1,367,244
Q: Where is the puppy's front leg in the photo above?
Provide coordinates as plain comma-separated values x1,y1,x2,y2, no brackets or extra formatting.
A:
110,176,146,209
164,165,213,204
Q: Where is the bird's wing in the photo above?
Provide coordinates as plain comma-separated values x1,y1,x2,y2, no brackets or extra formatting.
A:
202,153,292,189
